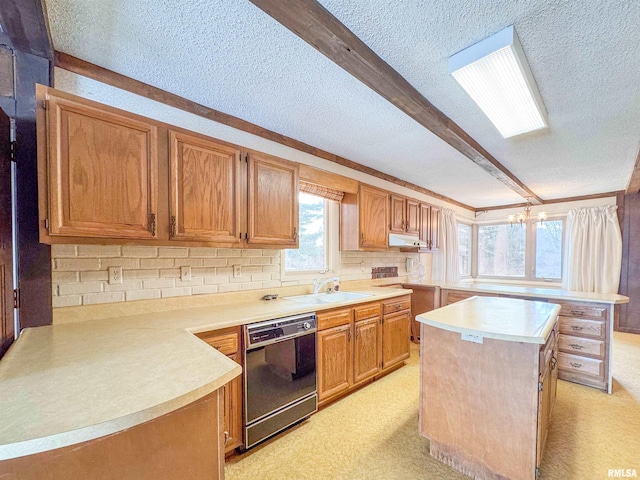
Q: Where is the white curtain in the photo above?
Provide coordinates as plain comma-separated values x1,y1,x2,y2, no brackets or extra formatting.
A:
562,205,622,294
432,208,460,284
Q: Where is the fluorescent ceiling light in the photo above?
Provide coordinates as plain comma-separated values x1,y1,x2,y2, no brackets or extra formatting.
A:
449,25,548,138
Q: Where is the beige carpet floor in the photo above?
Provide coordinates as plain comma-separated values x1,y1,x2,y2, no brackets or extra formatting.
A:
226,332,640,479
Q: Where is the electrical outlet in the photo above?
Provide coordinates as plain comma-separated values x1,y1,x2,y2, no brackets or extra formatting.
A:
181,266,192,282
108,266,122,285
233,265,241,278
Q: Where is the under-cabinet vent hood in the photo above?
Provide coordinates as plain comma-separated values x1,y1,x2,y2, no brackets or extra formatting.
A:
388,233,427,248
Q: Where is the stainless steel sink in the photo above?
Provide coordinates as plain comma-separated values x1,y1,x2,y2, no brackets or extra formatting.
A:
284,291,372,305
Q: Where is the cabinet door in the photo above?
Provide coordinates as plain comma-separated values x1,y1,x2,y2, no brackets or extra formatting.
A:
429,205,440,251
419,203,431,244
405,199,420,236
359,185,388,250
389,194,406,233
353,317,380,384
169,131,242,244
318,324,352,402
247,151,299,246
382,310,410,369
44,90,158,239
536,364,552,468
223,352,244,454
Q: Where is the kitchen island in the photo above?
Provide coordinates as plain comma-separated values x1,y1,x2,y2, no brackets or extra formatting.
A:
417,296,560,480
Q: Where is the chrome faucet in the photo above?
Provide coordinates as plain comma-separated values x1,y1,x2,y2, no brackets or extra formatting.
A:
313,273,340,294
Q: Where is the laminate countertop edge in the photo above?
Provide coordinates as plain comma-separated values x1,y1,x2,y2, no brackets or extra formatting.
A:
0,287,410,461
416,296,561,344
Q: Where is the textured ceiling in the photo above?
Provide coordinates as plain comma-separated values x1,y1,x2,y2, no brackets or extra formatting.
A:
44,0,640,208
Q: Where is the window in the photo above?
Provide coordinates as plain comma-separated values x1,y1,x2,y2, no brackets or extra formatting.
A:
476,219,564,281
478,223,526,277
284,192,330,273
534,220,563,280
458,223,472,277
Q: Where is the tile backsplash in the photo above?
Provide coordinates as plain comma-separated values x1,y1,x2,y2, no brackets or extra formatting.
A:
51,245,422,307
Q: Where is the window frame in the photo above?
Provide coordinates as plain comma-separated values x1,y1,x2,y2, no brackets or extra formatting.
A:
457,221,473,279
281,196,339,281
474,216,565,283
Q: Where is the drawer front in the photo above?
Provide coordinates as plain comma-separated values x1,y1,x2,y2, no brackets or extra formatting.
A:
555,301,608,320
197,331,239,356
442,290,497,306
353,302,381,321
318,308,352,330
559,334,605,358
558,352,604,378
383,296,411,315
558,316,605,339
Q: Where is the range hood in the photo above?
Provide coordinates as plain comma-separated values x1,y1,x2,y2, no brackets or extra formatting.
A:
388,233,427,248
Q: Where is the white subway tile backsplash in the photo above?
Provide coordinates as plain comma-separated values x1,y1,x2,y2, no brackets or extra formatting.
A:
51,244,417,307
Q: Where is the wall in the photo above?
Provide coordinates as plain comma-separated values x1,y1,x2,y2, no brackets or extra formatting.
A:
51,245,424,308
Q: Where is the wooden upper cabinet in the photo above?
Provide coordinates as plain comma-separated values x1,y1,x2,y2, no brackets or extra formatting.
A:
341,184,388,251
419,203,440,251
405,198,420,236
390,195,419,236
389,194,406,233
247,151,299,246
169,130,242,244
39,86,158,240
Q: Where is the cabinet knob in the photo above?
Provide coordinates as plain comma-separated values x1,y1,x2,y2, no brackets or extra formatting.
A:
569,343,585,350
570,325,584,331
571,310,585,316
569,361,583,368
224,431,229,445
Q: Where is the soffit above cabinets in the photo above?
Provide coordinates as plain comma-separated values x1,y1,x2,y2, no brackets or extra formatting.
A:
44,0,640,208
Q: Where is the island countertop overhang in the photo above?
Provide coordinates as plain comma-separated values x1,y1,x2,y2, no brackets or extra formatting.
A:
416,296,561,344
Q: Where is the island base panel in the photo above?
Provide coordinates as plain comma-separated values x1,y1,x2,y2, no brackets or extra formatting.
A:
0,390,225,480
419,324,540,480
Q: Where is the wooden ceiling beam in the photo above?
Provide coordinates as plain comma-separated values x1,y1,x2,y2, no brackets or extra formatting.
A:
475,190,622,213
54,52,474,211
625,146,640,194
248,0,542,205
0,0,52,59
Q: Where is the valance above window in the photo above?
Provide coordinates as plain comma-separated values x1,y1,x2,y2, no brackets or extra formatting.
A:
299,181,345,202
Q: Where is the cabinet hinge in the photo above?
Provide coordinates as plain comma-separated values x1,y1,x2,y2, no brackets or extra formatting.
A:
9,119,16,161
44,218,49,230
535,467,540,477
245,232,248,240
170,215,176,238
245,153,248,163
538,381,544,392
239,232,242,239
41,99,48,110
150,213,157,236
13,289,19,309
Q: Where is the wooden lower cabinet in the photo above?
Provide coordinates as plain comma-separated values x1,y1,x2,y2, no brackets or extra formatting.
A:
537,324,559,469
196,327,243,455
318,298,409,407
317,323,352,402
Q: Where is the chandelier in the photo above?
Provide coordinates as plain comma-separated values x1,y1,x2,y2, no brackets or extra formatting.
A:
508,199,547,226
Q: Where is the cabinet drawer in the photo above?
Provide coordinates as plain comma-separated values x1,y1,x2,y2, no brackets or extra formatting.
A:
558,352,604,378
383,296,411,315
558,316,605,339
353,302,381,321
197,330,239,356
559,334,605,358
555,301,608,320
442,290,497,305
318,308,352,330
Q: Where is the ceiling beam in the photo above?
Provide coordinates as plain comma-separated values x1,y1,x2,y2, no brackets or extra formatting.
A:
54,52,474,211
475,190,622,212
0,0,52,59
248,0,542,205
625,146,640,194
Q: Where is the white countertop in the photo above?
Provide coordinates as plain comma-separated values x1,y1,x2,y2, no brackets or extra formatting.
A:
0,287,410,461
404,281,629,304
416,296,561,344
